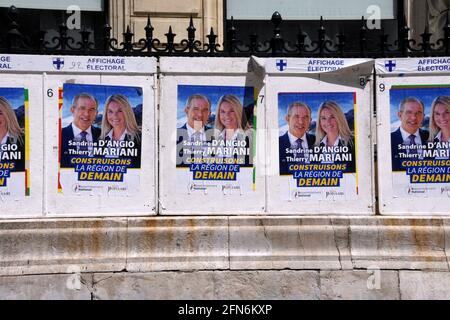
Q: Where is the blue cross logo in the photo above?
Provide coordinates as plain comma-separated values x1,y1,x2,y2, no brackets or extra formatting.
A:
53,58,65,70
385,60,396,72
276,59,287,72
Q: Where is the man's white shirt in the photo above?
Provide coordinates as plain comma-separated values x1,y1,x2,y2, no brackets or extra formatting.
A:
399,127,423,157
72,123,94,155
399,127,422,145
288,131,309,149
186,123,207,142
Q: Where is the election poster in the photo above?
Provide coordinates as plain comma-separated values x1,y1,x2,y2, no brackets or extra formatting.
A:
262,57,374,215
0,87,29,199
278,92,357,200
376,58,450,214
389,85,450,198
159,57,265,215
58,83,143,197
175,84,255,196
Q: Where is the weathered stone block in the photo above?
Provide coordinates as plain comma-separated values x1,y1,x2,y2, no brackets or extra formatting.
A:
229,217,342,270
126,217,229,272
0,219,128,276
212,271,320,300
93,272,215,299
0,274,92,300
133,0,202,15
330,217,353,270
320,270,400,300
93,271,320,300
399,271,450,300
350,218,448,270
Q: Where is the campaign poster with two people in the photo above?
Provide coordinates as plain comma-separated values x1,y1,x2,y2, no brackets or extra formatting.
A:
59,83,143,196
278,92,357,200
175,85,255,195
390,85,450,197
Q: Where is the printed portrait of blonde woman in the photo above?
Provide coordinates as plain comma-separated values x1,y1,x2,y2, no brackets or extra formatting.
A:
0,96,25,171
315,100,355,172
213,94,252,166
100,94,142,168
429,95,450,159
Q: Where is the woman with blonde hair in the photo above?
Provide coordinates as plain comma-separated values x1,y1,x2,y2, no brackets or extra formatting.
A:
429,95,450,143
213,94,252,166
0,96,23,145
316,101,353,148
100,94,140,142
214,94,248,139
315,100,355,172
100,94,141,168
0,96,25,171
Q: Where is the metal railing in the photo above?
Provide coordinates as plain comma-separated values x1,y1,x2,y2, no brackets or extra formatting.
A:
1,5,450,57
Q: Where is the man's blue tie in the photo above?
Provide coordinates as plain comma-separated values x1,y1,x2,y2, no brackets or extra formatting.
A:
295,138,306,159
79,131,88,152
408,134,418,155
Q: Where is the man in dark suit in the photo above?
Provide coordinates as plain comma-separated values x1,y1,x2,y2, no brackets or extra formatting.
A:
279,102,316,175
391,97,429,171
61,93,101,168
176,94,214,168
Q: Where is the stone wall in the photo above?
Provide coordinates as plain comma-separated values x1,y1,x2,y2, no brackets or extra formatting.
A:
1,269,449,300
1,216,449,299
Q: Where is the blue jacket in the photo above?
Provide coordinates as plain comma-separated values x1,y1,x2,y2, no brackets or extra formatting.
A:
279,132,315,175
176,124,214,168
391,128,429,171
60,124,101,168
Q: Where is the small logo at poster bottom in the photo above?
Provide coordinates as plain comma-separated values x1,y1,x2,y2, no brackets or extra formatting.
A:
407,186,427,194
72,184,103,193
326,191,345,198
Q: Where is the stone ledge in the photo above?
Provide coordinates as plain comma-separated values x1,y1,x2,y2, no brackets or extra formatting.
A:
0,216,449,276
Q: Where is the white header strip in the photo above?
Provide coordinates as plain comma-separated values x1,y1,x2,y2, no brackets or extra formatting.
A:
0,54,157,74
376,57,450,75
260,57,374,75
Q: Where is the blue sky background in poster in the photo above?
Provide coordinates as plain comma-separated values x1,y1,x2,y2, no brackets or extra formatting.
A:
176,85,254,127
0,87,25,111
389,86,450,132
278,92,355,136
62,83,143,127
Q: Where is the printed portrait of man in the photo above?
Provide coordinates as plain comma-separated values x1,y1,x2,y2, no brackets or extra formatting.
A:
391,97,429,171
279,102,316,175
61,93,101,168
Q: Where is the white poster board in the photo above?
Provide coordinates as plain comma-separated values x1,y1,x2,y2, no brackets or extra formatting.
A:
159,57,265,215
42,55,157,217
376,57,450,215
261,57,375,215
0,55,44,217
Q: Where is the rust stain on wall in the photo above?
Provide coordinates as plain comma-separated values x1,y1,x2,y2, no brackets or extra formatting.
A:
91,220,103,257
186,218,197,252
